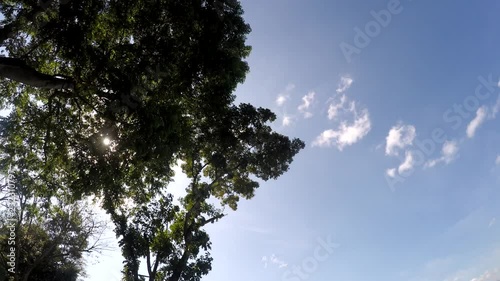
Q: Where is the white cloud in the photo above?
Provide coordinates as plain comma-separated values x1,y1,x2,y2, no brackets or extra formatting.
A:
276,95,288,106
465,96,500,137
398,151,415,174
425,158,439,169
385,124,416,156
298,92,315,118
442,141,459,162
425,140,459,168
386,168,397,178
327,75,358,120
315,76,370,151
282,115,293,127
467,106,488,138
262,254,288,269
328,95,348,120
496,155,500,166
261,256,268,268
491,95,500,119
299,92,315,110
312,109,371,150
312,130,337,148
275,83,295,106
336,76,354,94
470,268,500,281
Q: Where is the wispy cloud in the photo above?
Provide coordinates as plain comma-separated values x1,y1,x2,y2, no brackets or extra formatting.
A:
261,256,267,268
465,96,500,137
276,95,288,107
425,140,459,168
282,115,294,127
262,254,288,269
470,268,500,281
386,152,416,179
328,76,355,120
489,218,496,228
312,109,371,150
398,151,415,174
298,92,315,118
386,168,397,178
496,155,500,166
467,106,488,138
336,76,354,94
416,244,500,281
385,124,416,156
491,95,500,119
275,83,295,106
442,141,459,163
328,95,350,120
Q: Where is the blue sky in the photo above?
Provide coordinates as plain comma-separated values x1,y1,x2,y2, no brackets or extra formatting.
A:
3,1,500,281
197,1,500,281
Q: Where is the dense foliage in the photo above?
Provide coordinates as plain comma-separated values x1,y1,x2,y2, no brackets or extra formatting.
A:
0,1,305,280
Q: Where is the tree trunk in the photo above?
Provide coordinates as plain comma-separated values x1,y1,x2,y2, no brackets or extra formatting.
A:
0,57,74,90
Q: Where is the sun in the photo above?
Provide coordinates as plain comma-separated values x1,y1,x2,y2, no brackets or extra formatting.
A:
103,137,111,146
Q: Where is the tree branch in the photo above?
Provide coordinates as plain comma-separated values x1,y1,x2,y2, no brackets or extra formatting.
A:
146,248,152,281
0,57,74,89
200,213,225,227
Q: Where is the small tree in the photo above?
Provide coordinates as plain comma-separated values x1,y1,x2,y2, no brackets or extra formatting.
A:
0,171,108,281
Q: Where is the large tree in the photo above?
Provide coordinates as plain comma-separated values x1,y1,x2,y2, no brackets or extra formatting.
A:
0,0,253,199
0,1,305,280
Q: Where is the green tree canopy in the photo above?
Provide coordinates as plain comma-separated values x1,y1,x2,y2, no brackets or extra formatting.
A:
1,0,253,201
0,1,305,280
